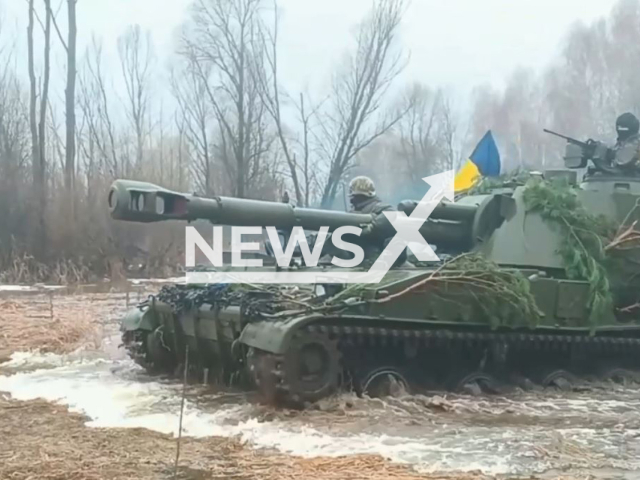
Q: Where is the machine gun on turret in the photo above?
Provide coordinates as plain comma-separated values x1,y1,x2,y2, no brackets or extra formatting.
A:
543,129,594,151
543,129,618,174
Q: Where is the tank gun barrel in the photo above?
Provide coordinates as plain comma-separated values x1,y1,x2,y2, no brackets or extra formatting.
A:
108,179,479,247
109,179,373,230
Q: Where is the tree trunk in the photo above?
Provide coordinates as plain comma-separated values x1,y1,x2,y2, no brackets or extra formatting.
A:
64,0,77,193
38,0,52,259
27,0,51,259
27,0,39,191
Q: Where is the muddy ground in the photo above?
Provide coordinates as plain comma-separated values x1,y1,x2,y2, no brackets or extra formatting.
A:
0,285,636,480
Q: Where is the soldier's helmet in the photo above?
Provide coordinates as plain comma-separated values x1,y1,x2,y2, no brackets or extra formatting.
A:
349,176,376,198
616,112,640,141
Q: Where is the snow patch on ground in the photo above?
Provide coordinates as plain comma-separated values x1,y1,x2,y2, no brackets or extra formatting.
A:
0,284,67,292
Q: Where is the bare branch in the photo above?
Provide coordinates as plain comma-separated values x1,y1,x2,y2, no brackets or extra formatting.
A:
118,25,155,173
47,0,68,51
317,0,408,207
180,0,278,199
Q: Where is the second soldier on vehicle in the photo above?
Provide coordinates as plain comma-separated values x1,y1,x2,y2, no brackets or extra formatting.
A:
611,112,640,170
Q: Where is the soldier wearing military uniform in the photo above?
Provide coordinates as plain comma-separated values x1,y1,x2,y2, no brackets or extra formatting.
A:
346,176,406,266
611,112,640,170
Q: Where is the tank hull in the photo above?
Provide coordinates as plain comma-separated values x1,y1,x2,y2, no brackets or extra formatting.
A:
120,265,640,405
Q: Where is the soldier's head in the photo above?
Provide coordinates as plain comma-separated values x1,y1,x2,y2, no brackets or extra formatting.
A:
348,176,376,203
616,112,640,141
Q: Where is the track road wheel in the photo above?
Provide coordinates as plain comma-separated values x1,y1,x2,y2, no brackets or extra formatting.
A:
509,374,538,391
538,369,577,391
450,371,499,396
600,368,639,386
282,331,341,403
361,367,410,398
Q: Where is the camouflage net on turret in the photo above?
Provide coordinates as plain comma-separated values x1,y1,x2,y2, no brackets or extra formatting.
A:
308,253,545,329
160,254,544,329
369,253,544,328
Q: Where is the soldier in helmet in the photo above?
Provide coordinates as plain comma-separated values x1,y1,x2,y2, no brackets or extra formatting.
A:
313,176,406,267
348,176,392,215
611,112,640,170
344,175,407,266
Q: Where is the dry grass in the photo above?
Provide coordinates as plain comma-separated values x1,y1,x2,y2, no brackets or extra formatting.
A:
0,301,96,353
0,289,136,360
0,251,93,285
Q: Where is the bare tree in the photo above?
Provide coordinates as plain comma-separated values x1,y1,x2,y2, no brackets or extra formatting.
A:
0,50,30,266
347,83,462,205
26,0,52,258
256,1,303,204
395,83,447,181
77,38,120,182
254,2,322,206
118,25,155,174
170,63,215,194
174,112,188,189
440,96,460,171
38,1,51,184
317,0,408,208
181,0,275,198
297,93,318,207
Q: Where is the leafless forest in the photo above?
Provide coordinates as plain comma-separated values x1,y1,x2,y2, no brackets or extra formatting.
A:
0,0,639,283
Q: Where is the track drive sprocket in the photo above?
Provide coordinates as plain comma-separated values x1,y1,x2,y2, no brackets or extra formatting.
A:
248,330,341,405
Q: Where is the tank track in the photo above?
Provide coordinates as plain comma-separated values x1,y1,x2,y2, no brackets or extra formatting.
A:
300,324,640,349
122,323,640,406
247,323,640,405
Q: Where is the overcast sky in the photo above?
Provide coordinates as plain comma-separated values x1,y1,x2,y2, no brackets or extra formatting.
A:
0,0,621,107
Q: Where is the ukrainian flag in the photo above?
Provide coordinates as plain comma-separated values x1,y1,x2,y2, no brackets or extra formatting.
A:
454,130,501,193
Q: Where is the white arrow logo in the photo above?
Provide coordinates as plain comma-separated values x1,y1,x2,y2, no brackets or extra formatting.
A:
364,170,454,283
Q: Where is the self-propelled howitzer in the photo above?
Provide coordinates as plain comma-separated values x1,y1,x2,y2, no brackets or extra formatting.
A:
112,156,640,406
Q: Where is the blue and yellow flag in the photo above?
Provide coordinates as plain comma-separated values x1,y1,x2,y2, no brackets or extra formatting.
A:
454,130,501,193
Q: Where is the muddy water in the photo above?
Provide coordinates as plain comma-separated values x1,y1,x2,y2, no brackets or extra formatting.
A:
1,288,640,478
